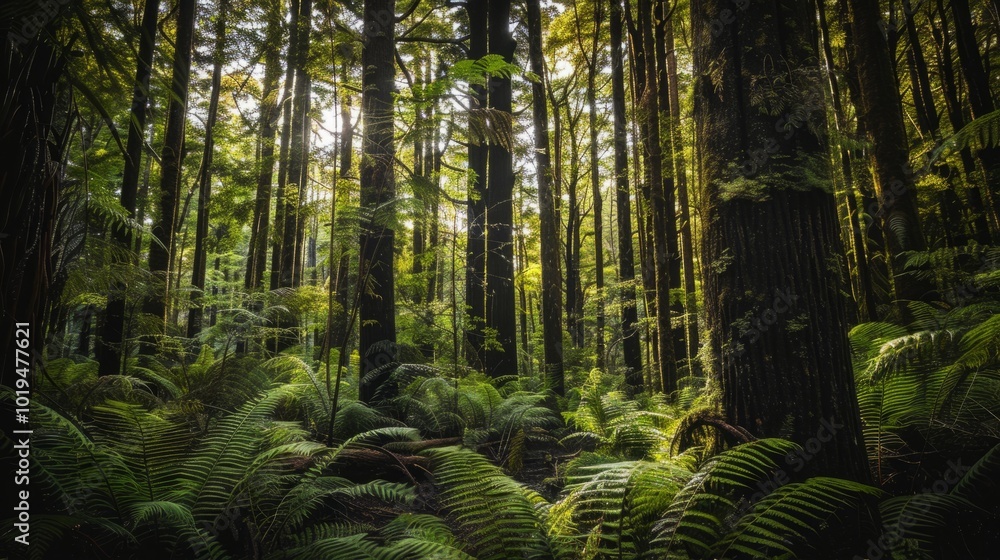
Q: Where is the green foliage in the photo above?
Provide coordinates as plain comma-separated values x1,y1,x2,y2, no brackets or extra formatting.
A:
424,446,552,559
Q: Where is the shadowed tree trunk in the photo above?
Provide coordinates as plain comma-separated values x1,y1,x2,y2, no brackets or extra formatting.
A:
358,0,397,402
847,0,936,307
929,0,992,246
188,0,227,338
484,0,518,377
464,1,487,371
950,0,1000,240
637,0,676,393
818,0,878,322
142,0,196,353
246,0,283,292
694,0,870,482
96,0,161,375
664,15,699,361
610,0,643,394
527,0,564,396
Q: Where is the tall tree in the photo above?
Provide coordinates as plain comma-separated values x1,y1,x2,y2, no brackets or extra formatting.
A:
188,0,228,338
280,0,313,289
527,0,564,397
96,0,161,375
664,14,699,360
142,0,196,352
464,1,488,371
817,0,879,322
358,0,397,402
484,0,518,377
950,0,1000,239
245,0,284,291
573,0,606,369
610,0,643,394
847,0,935,306
693,0,870,481
636,0,676,393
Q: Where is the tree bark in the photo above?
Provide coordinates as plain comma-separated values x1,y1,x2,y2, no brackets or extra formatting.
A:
847,0,936,306
96,0,161,374
358,0,397,402
694,0,870,482
142,0,196,353
187,0,227,338
484,0,519,377
637,0,676,393
245,0,283,292
610,0,643,394
527,0,564,396
464,1,487,371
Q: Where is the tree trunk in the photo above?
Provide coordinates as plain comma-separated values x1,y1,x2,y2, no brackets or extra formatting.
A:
245,0,283,292
280,0,312,289
358,0,397,402
270,0,299,291
818,0,878,322
142,0,196,353
484,0,518,377
527,0,564,396
96,0,160,374
847,0,936,306
610,0,643,394
693,0,870,482
950,0,1000,240
637,0,676,393
187,1,227,338
578,0,606,370
464,1,487,371
929,0,991,245
664,15,699,362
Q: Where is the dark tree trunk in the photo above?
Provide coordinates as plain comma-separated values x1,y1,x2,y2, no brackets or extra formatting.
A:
929,0,992,245
188,1,227,338
847,0,936,306
665,15,699,362
637,0,676,393
96,0,160,375
358,0,397,402
142,0,196,353
950,0,1000,239
464,1,487,371
280,0,312,289
270,0,299,291
838,0,894,316
818,0,879,322
578,0,606,370
245,0,283,292
610,0,643,394
693,0,870,482
564,108,585,350
484,0,518,377
527,0,564,396
654,0,684,370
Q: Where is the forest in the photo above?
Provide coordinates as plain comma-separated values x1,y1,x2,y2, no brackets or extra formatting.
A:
1,0,1000,558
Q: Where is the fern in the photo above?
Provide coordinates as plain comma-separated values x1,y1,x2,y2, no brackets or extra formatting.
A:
425,446,552,559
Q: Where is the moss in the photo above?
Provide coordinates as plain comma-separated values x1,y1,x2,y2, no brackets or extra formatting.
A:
711,248,735,275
